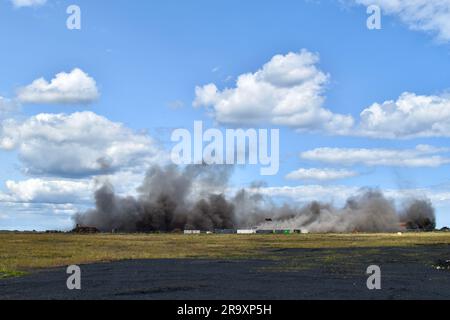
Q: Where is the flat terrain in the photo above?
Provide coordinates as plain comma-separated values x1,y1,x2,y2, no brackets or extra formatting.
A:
0,233,449,299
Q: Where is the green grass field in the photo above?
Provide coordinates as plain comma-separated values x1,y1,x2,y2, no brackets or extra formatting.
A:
1,232,450,279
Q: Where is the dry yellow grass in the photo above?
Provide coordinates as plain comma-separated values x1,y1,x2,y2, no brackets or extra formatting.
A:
1,232,449,277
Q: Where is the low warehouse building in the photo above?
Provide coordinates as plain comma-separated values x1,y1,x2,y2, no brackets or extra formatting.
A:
71,224,99,234
256,230,274,234
214,229,237,234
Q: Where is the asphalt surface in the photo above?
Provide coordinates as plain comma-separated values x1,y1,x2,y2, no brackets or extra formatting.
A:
1,246,449,300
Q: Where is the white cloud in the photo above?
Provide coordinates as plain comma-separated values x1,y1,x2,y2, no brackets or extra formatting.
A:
355,0,450,42
10,0,46,8
0,177,93,231
301,145,450,168
0,168,153,205
0,179,93,204
356,92,450,139
0,202,80,231
0,166,152,231
194,50,354,133
17,68,99,105
286,168,359,181
0,111,162,177
194,50,450,139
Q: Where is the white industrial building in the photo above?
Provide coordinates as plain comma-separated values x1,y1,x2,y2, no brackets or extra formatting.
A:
237,229,257,234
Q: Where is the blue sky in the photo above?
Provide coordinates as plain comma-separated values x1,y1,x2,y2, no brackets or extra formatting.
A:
1,0,450,230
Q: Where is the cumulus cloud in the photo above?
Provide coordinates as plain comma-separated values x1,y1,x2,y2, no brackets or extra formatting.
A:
0,202,80,231
354,0,450,42
10,0,46,8
356,92,450,139
194,50,354,133
286,168,359,181
0,111,161,177
0,177,94,231
194,50,450,139
0,169,149,231
301,145,450,168
0,179,93,204
17,68,99,105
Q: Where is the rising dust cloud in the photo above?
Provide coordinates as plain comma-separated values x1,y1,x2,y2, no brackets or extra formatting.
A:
74,165,436,233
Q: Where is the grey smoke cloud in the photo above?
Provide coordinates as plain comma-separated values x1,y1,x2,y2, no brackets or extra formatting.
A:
75,164,236,232
75,165,436,233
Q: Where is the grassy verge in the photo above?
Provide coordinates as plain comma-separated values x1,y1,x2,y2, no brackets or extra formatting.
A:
0,268,27,279
0,232,449,277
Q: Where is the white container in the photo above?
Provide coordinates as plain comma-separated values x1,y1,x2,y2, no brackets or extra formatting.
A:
237,229,256,234
184,230,201,234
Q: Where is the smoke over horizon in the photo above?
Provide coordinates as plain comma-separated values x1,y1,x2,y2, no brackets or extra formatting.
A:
74,165,436,233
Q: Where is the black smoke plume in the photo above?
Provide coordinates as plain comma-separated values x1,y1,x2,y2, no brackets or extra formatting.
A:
400,199,436,231
75,165,436,233
74,165,236,232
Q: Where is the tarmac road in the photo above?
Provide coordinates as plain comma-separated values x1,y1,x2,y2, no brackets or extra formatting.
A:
1,246,449,300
